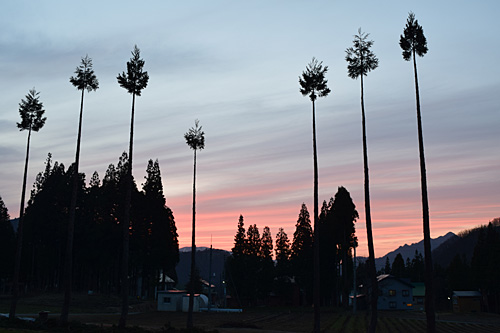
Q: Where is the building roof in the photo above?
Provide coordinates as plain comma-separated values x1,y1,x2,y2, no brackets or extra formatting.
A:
377,274,414,288
453,291,481,297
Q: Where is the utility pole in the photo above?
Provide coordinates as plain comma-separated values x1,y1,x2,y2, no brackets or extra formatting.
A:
353,243,357,314
208,237,213,312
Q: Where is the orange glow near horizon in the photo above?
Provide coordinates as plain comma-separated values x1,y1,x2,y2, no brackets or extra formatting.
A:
168,184,499,258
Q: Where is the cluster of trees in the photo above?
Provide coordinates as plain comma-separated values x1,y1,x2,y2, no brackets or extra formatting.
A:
381,251,425,282
298,12,432,332
8,44,186,327
443,220,500,312
2,153,179,300
374,219,500,314
0,196,15,288
225,187,358,308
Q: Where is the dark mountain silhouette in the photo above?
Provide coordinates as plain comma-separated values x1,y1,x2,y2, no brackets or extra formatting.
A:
376,232,456,270
433,220,500,268
357,218,500,271
358,232,457,270
175,247,230,297
10,218,19,233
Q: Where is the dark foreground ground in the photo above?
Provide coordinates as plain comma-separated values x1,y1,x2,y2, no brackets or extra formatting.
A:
1,294,500,332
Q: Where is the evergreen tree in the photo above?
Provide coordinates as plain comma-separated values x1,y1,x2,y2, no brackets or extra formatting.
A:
89,171,100,188
246,224,261,257
62,55,99,324
22,160,74,293
384,257,391,274
245,224,261,302
299,58,330,333
232,215,246,258
446,254,472,291
143,159,165,205
184,119,205,328
274,227,293,304
291,203,314,302
132,159,179,298
391,253,406,278
332,187,358,307
275,227,291,277
319,198,338,306
226,215,247,306
345,29,379,333
11,88,46,319
116,45,149,329
409,250,425,282
260,226,273,259
259,226,274,298
400,12,434,332
471,222,500,312
0,196,15,281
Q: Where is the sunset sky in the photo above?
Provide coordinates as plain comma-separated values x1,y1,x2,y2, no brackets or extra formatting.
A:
0,1,498,258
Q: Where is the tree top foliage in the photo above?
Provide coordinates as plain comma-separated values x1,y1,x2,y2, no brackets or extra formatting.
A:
70,55,99,92
299,57,331,102
345,28,379,79
400,12,428,61
117,45,149,96
291,203,313,258
0,195,10,222
184,119,205,151
17,88,46,132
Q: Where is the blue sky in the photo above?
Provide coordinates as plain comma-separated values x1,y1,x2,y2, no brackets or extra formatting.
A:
0,1,498,256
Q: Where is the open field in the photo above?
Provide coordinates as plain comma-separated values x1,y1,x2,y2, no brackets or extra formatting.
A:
1,294,500,332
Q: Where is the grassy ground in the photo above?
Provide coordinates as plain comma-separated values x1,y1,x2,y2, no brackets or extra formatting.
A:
1,294,500,332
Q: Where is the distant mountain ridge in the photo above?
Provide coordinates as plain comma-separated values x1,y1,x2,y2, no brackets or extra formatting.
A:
359,232,457,270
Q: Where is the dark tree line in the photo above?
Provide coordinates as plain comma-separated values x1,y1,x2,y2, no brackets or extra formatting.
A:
3,153,179,300
443,220,500,313
381,250,425,283
0,196,15,291
225,187,358,309
225,215,275,306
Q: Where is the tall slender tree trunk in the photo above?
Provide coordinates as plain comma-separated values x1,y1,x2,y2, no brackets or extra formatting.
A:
413,51,435,333
9,128,32,320
119,93,135,329
312,99,320,333
353,244,357,314
187,149,197,328
61,89,85,324
361,75,378,333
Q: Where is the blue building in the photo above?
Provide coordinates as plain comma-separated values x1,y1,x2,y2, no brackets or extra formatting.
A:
377,274,414,310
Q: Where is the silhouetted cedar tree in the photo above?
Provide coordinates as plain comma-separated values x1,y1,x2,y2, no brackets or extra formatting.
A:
332,186,358,307
116,45,149,329
62,54,99,324
400,12,436,332
290,203,314,302
184,119,205,329
299,58,330,333
232,215,246,258
345,28,379,333
226,215,247,305
258,226,274,297
391,253,406,278
10,88,46,320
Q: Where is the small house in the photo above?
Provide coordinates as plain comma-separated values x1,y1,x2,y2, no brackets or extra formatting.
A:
452,291,481,313
157,290,204,312
157,290,186,311
377,274,414,310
